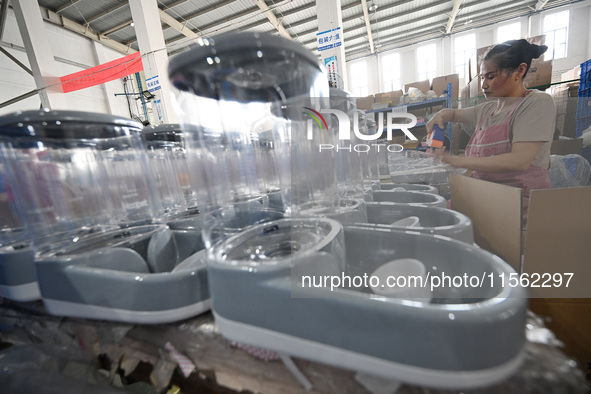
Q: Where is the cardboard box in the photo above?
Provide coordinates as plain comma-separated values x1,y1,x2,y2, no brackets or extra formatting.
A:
468,76,483,99
527,34,546,47
431,74,459,99
432,74,459,109
553,84,580,137
375,90,404,106
555,113,579,138
524,59,552,90
459,84,471,109
550,138,583,155
470,45,494,80
450,175,591,374
356,95,375,111
552,84,579,116
561,65,581,82
404,80,430,94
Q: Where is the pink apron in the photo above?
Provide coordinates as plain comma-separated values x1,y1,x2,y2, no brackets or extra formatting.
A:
464,91,551,223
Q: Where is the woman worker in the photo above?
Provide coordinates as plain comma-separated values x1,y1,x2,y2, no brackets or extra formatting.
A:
426,39,555,222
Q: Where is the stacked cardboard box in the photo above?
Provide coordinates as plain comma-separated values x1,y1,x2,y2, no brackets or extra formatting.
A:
450,175,591,378
356,95,375,111
552,83,580,138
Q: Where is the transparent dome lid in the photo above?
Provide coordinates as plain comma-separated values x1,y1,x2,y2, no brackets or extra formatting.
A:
210,218,344,268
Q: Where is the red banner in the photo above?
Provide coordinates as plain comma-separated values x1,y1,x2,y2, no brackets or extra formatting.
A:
59,52,144,93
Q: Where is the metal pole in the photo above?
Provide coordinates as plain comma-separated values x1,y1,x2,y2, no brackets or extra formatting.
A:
135,72,149,122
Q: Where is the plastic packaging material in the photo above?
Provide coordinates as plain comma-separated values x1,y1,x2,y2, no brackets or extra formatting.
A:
548,154,591,188
388,150,465,184
426,90,439,99
0,344,126,393
581,126,591,146
406,87,426,102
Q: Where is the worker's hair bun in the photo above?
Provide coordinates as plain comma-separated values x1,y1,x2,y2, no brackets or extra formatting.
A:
528,42,548,59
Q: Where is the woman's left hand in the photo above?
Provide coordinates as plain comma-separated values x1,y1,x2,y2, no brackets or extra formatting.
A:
432,148,465,168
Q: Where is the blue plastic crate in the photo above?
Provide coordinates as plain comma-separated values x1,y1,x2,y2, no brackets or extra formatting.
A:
577,115,591,137
577,95,591,118
580,59,591,92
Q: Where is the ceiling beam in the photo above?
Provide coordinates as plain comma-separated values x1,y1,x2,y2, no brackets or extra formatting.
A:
38,5,135,54
163,6,260,46
345,1,537,57
101,20,133,36
84,2,128,25
252,0,291,39
159,8,200,44
99,0,237,39
360,0,374,53
55,0,80,14
534,0,549,10
446,0,463,34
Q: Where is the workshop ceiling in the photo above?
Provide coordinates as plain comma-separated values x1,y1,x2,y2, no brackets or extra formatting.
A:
27,0,588,61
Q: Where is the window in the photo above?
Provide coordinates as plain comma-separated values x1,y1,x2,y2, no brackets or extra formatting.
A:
381,52,401,92
416,43,437,81
543,10,569,59
349,60,369,96
454,34,475,79
496,22,521,44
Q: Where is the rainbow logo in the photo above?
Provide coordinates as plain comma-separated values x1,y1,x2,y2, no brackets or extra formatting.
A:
303,107,328,131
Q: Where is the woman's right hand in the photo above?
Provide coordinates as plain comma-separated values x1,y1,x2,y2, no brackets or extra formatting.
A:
426,109,451,134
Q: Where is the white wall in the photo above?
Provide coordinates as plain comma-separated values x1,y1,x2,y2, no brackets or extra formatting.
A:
349,1,591,95
0,8,133,117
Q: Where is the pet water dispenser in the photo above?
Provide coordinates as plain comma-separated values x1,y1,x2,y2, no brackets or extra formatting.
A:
0,110,209,323
0,161,37,301
207,221,528,390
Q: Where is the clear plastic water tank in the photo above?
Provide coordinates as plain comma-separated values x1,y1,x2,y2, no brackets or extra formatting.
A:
141,123,198,214
0,110,162,253
168,31,337,218
330,88,364,201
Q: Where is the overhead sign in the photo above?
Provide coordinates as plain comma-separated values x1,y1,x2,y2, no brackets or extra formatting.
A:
317,27,342,52
146,75,161,93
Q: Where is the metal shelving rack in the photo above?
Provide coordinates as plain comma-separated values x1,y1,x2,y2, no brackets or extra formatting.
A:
366,83,453,151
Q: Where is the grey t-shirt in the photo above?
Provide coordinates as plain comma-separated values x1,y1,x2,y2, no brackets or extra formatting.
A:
459,90,556,168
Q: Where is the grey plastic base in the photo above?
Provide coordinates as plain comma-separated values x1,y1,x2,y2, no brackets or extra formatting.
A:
214,311,526,390
35,226,210,324
379,183,439,194
0,281,40,302
363,203,474,244
44,297,211,325
208,221,527,390
371,190,447,207
0,246,40,302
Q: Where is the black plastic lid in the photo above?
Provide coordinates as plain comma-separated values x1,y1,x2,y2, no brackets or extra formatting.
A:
168,31,324,103
141,123,183,142
0,109,143,139
168,31,320,77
